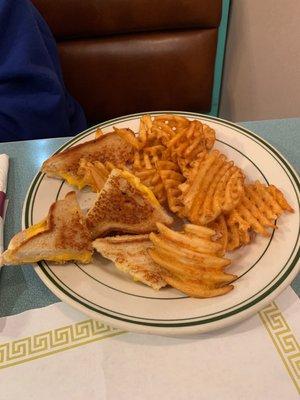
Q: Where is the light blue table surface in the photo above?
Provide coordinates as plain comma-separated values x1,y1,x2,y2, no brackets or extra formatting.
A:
0,118,299,317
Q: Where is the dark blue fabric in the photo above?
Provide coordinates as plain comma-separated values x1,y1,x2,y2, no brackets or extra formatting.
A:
0,0,87,142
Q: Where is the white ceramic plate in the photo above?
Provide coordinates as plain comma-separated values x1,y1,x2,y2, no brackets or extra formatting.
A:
23,112,300,335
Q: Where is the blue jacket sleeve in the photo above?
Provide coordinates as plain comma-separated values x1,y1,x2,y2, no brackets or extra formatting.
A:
0,0,87,142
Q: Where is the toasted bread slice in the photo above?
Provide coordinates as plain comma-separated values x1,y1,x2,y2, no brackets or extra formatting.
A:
42,132,134,188
93,235,167,290
0,192,93,266
86,169,173,238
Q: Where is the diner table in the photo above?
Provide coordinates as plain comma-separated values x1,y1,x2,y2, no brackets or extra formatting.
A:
0,117,299,399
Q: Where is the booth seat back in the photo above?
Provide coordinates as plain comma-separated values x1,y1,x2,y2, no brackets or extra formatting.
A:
32,0,222,125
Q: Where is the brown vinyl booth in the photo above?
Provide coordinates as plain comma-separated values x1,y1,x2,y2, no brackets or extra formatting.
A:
32,0,222,126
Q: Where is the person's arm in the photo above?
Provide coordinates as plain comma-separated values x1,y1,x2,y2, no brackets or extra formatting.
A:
0,0,86,142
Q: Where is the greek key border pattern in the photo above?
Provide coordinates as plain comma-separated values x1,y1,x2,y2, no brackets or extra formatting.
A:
0,319,124,369
259,302,300,394
1,300,299,393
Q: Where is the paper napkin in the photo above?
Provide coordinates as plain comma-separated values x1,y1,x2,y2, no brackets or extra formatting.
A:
0,154,9,254
0,287,299,400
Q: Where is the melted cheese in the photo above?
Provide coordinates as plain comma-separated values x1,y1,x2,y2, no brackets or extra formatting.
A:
119,170,160,207
44,251,92,264
60,173,87,190
25,219,49,240
14,251,92,264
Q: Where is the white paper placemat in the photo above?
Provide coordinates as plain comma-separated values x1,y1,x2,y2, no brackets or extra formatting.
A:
1,287,299,400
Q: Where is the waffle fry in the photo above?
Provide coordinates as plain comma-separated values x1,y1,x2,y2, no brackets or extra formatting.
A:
164,120,215,177
163,275,234,298
208,182,293,252
113,127,141,149
226,222,240,251
184,224,216,238
154,114,191,126
227,181,293,237
77,160,124,192
151,120,177,146
177,152,207,178
153,115,190,142
180,150,244,225
148,223,235,298
167,121,214,155
77,159,109,191
157,161,185,214
135,170,166,204
208,215,228,254
131,142,187,209
138,115,156,147
150,115,215,162
119,115,217,212
131,147,167,203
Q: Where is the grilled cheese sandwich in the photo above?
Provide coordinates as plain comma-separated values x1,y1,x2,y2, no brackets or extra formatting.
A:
93,235,167,290
0,192,93,266
42,132,134,189
86,169,173,238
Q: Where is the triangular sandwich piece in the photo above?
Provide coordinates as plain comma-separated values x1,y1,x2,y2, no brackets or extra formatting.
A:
86,169,173,238
0,192,92,265
93,234,167,290
42,132,134,189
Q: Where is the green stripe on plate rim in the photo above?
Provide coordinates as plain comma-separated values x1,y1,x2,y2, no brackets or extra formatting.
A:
23,111,300,328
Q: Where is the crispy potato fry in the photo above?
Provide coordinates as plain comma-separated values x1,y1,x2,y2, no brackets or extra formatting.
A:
181,150,245,225
88,162,109,191
77,159,130,192
156,223,222,254
184,224,215,238
148,223,235,298
226,222,241,251
156,160,178,171
150,125,172,146
230,223,251,250
228,182,293,236
166,120,215,166
132,149,167,204
202,124,216,150
77,160,112,191
149,116,215,174
154,114,190,124
208,216,252,252
149,249,234,283
167,125,190,148
158,167,185,214
164,275,234,298
138,115,155,147
132,144,186,213
113,127,141,149
149,233,230,268
124,114,217,216
268,185,294,212
222,181,293,251
177,153,207,179
207,215,228,254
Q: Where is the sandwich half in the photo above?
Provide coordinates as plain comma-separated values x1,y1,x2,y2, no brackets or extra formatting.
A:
42,132,134,189
0,192,93,266
86,169,173,238
93,234,167,290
